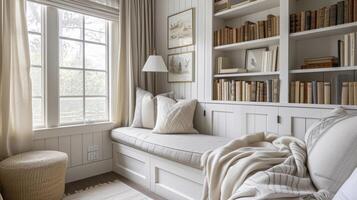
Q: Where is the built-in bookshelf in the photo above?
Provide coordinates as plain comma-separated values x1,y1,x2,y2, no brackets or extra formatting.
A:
210,0,357,108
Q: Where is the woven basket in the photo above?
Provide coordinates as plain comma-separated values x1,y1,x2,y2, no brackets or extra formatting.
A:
0,151,68,200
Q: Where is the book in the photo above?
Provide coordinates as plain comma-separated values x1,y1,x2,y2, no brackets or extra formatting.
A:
251,81,256,102
330,4,338,26
324,82,331,104
350,33,356,66
324,7,330,27
311,10,317,29
341,82,349,105
344,34,350,66
266,80,272,102
290,82,295,103
317,82,324,104
295,81,300,103
338,40,344,66
354,82,357,105
344,0,350,23
236,81,242,101
272,79,279,103
354,0,357,21
312,81,318,104
337,1,345,25
307,82,313,104
300,82,305,103
349,82,355,105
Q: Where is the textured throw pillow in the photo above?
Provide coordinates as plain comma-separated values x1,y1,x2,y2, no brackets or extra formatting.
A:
333,169,357,200
131,88,173,129
153,96,198,134
305,108,357,196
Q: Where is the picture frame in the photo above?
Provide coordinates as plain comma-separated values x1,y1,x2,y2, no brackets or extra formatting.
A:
167,52,195,83
167,8,195,49
245,47,268,72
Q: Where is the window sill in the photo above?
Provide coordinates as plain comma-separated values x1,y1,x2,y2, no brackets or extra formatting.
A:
33,122,116,140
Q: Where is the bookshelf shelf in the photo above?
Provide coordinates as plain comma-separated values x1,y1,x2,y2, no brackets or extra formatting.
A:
290,22,357,41
206,100,280,107
214,0,280,19
214,36,279,51
214,71,279,78
290,66,357,74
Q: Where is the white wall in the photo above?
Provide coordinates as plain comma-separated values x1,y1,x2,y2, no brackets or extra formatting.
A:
155,0,209,100
32,123,113,183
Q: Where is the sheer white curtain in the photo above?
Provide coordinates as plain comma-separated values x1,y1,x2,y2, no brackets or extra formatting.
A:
0,0,33,160
113,0,155,127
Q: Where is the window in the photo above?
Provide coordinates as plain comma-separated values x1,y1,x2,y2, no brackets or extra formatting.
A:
27,2,45,127
26,2,110,128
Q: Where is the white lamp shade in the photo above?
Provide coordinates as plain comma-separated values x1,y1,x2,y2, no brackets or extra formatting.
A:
142,55,168,72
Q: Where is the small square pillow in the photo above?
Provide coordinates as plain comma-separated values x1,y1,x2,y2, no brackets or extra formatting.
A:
131,88,173,129
153,96,198,134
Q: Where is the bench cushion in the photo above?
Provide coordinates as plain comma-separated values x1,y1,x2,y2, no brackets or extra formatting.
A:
111,127,231,169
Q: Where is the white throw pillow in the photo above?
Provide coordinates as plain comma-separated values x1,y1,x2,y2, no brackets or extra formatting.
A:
153,96,198,134
305,108,357,196
333,169,357,200
131,88,173,129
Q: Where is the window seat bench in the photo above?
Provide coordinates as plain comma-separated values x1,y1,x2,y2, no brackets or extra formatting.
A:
111,127,231,200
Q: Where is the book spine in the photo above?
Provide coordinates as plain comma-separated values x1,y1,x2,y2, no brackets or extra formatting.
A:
349,82,355,105
354,82,357,105
324,82,331,104
300,82,305,103
330,5,337,26
354,0,357,21
295,81,300,103
290,82,295,103
251,81,257,102
337,1,345,25
350,33,356,66
312,81,318,104
307,82,313,104
342,82,349,105
344,34,350,66
317,82,324,104
344,0,350,23
236,81,242,102
273,79,279,103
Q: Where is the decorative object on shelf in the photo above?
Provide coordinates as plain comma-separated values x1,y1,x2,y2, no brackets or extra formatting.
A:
214,79,279,103
245,47,268,72
213,15,280,46
290,0,357,33
168,8,195,49
216,56,247,74
167,52,195,82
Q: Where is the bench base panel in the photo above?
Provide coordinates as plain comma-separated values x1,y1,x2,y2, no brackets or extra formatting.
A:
112,142,204,200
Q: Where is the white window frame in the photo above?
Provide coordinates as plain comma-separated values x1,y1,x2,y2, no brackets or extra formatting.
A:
27,2,112,130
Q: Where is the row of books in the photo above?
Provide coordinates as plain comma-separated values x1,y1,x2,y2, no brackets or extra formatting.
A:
341,82,357,105
290,0,357,33
290,81,331,104
214,79,280,103
214,0,256,13
213,15,280,46
290,81,357,105
338,32,357,67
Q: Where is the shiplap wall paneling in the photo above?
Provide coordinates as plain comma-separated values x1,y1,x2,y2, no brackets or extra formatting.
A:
155,0,207,100
32,131,112,169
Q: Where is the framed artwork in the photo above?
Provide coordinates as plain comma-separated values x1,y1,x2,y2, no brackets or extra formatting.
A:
168,8,195,49
168,52,195,83
245,47,268,72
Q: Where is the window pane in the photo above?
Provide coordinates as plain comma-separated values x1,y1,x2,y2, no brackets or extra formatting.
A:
85,43,106,70
60,98,83,124
30,67,42,97
59,10,83,39
85,97,107,121
85,71,106,96
32,98,44,127
29,34,42,66
26,2,42,33
60,69,83,96
85,16,106,43
60,39,83,68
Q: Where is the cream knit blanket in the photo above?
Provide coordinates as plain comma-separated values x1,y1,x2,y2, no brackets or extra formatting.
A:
201,133,330,200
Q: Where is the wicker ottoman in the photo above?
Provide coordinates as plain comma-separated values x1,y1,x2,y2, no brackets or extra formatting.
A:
0,151,68,200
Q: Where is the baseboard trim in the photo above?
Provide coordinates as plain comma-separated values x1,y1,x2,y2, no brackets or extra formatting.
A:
66,159,113,183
